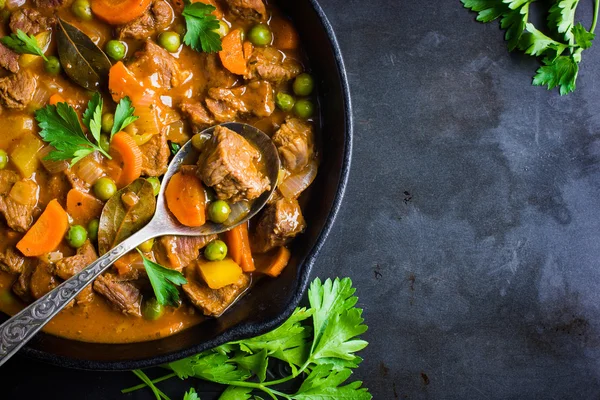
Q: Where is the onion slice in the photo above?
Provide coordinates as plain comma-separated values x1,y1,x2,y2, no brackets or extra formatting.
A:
38,146,68,174
278,160,318,199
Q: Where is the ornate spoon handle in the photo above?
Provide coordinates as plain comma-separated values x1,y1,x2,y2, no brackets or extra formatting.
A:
0,230,148,366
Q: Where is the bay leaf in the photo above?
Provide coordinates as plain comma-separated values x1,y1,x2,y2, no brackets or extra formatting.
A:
98,179,156,255
56,18,112,90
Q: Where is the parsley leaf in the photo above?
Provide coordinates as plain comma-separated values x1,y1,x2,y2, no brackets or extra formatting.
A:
82,92,103,144
461,0,508,22
0,29,48,61
572,23,595,49
182,0,222,53
293,365,371,400
218,386,253,400
183,388,199,400
36,101,110,165
532,54,579,95
170,141,181,155
112,96,139,137
169,351,251,383
231,349,268,382
548,0,579,43
137,250,187,307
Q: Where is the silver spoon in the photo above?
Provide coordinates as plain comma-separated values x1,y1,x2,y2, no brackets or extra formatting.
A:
0,122,280,366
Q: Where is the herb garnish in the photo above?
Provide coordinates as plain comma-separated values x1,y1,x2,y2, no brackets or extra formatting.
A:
0,29,48,61
182,1,222,53
112,96,139,138
462,0,599,95
137,249,188,307
35,93,138,165
123,278,371,400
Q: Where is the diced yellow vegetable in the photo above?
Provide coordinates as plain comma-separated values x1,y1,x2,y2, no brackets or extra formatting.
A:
133,132,153,146
11,133,44,178
197,258,243,290
20,32,52,67
0,115,35,149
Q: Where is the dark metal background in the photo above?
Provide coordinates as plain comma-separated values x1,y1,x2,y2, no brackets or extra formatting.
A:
6,0,600,398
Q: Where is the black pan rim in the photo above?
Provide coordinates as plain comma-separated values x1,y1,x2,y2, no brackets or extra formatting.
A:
16,0,353,371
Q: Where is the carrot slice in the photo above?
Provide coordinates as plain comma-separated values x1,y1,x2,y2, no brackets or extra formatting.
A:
165,171,206,227
220,29,247,75
259,246,291,277
108,62,155,106
66,189,105,225
16,199,69,257
109,132,143,188
272,17,300,50
225,223,255,272
49,93,66,106
91,0,152,25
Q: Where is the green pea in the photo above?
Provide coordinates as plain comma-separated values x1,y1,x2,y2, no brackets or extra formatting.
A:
293,99,314,119
71,0,93,21
93,177,117,201
293,73,314,96
67,225,88,248
276,92,295,112
248,24,272,46
204,240,228,261
101,113,114,133
105,40,126,61
208,200,231,224
87,219,99,242
99,133,110,154
191,133,210,151
44,56,61,75
158,32,181,53
142,298,164,320
214,20,229,38
146,177,160,196
0,149,8,169
138,238,154,253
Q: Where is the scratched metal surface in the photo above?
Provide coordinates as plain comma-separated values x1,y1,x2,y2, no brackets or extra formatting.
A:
6,0,600,398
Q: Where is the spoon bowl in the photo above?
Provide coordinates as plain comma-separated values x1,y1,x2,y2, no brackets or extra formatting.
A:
0,123,280,366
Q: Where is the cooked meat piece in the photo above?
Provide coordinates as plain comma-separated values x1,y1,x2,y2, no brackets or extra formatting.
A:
55,241,97,305
202,53,237,88
155,234,217,270
0,179,38,232
0,246,26,274
0,70,37,110
12,261,35,302
0,44,19,73
128,40,189,90
140,129,170,176
272,117,314,172
206,81,275,121
10,9,56,36
32,0,65,8
93,274,142,317
245,47,302,83
30,263,59,299
64,167,90,192
179,100,215,129
118,0,173,39
252,198,306,253
0,170,18,195
205,97,238,122
224,0,267,22
182,264,250,316
46,173,70,205
197,126,270,202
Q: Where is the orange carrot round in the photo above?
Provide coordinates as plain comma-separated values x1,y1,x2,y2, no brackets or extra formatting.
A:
260,246,291,277
16,199,69,257
109,132,143,188
165,171,206,227
225,223,255,272
66,189,105,225
220,29,247,75
49,93,66,106
91,0,152,25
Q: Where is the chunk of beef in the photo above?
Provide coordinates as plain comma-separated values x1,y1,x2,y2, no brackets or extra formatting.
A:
12,261,34,302
0,246,25,274
155,234,217,270
179,100,215,130
272,117,314,173
224,0,267,22
205,81,274,122
0,170,18,195
0,44,19,73
10,9,56,36
197,126,270,202
202,53,237,88
118,0,173,39
64,167,90,192
55,241,97,304
128,40,189,90
30,263,59,299
245,46,302,83
252,198,306,253
182,264,250,316
93,274,142,316
0,179,38,232
0,70,37,110
140,128,170,176
33,0,65,8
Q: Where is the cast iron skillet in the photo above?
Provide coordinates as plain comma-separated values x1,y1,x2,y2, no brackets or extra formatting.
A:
4,0,352,369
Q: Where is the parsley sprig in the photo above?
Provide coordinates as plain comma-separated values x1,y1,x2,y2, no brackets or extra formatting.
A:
35,93,138,166
462,0,600,95
137,250,188,307
123,278,371,400
0,29,48,61
182,0,222,53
